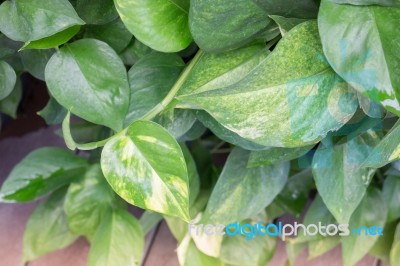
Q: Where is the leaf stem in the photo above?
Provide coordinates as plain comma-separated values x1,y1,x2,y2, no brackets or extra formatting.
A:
141,49,204,120
63,49,204,151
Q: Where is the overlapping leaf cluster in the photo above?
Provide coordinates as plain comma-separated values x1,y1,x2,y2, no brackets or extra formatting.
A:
1,0,400,265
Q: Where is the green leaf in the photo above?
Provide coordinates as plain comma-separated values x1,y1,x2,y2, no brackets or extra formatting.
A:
101,120,190,221
248,145,313,167
38,97,67,125
357,92,385,118
23,189,77,262
318,0,400,114
88,209,144,266
76,0,118,24
181,144,200,206
20,49,54,80
45,39,130,131
139,211,162,235
118,38,154,66
331,0,400,6
125,52,185,125
177,21,358,147
84,19,132,53
202,148,289,224
342,188,387,266
269,15,310,36
22,25,81,49
196,111,266,150
391,223,400,266
0,60,16,100
189,0,271,52
0,34,21,59
0,147,87,202
391,242,400,266
253,0,318,18
275,169,314,217
0,0,84,43
383,176,400,223
114,0,192,52
0,77,21,118
64,164,121,240
177,236,224,266
220,232,276,266
293,195,335,243
369,221,396,261
363,121,400,168
308,237,340,259
154,109,197,139
312,131,379,224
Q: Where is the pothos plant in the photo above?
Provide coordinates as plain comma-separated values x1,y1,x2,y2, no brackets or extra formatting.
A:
0,0,400,265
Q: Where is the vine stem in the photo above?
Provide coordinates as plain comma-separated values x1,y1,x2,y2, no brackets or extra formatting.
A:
64,49,204,150
140,49,204,120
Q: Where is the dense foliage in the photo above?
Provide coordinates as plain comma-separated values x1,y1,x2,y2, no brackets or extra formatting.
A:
1,0,400,265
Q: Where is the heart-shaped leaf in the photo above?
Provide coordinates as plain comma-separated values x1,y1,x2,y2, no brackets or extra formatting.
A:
177,21,358,147
312,131,379,224
101,120,190,221
0,0,84,45
88,210,144,266
0,60,16,100
0,147,87,202
202,148,289,224
342,188,387,266
114,0,192,52
45,39,130,131
189,0,271,52
318,0,400,114
23,189,77,262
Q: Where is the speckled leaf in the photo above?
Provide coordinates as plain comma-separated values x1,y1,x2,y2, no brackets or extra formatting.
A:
196,111,266,150
269,15,310,36
125,52,185,126
0,0,84,43
253,0,318,18
64,164,121,240
312,131,379,224
342,188,387,266
331,0,400,6
114,0,192,52
23,189,77,262
363,121,400,168
318,0,400,115
177,21,358,147
45,39,130,131
202,148,289,224
76,0,118,24
189,0,271,52
88,210,144,266
154,109,197,140
101,120,190,221
248,145,313,167
383,176,400,223
0,147,87,202
0,60,16,100
84,19,132,53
